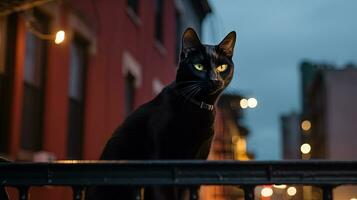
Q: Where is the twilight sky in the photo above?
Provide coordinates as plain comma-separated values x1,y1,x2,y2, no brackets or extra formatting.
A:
202,0,357,159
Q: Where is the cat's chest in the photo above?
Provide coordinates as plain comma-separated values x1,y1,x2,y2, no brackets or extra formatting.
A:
161,108,215,138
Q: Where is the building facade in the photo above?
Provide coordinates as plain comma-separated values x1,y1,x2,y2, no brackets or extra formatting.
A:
0,0,210,199
280,112,301,160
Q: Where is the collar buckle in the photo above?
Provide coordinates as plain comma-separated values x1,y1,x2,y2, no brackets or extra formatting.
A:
200,102,214,111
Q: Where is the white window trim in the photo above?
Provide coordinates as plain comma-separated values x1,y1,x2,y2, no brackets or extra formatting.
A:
122,51,142,88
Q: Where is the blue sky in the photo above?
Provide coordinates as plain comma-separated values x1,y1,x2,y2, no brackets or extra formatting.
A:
202,0,357,159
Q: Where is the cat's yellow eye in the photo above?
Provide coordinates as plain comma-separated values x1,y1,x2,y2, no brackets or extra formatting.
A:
216,64,228,72
194,64,204,71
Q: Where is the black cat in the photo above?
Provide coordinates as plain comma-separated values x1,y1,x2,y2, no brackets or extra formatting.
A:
86,27,236,200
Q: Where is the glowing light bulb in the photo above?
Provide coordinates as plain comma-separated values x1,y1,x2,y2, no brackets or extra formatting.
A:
261,187,273,197
301,120,311,131
287,187,297,196
247,97,258,108
240,98,248,109
300,143,311,154
54,30,65,44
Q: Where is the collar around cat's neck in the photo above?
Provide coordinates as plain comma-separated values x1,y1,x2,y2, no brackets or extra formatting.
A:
171,87,214,111
188,98,214,111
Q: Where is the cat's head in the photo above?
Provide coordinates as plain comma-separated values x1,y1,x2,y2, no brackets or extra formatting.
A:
176,28,236,100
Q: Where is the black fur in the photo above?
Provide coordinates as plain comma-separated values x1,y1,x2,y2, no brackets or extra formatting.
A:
86,28,236,200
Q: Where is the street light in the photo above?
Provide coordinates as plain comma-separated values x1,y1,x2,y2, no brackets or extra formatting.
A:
54,30,65,44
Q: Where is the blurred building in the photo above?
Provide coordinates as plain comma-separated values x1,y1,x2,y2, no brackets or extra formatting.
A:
308,67,357,159
280,112,300,159
201,93,253,200
281,61,357,199
280,61,334,160
0,0,210,199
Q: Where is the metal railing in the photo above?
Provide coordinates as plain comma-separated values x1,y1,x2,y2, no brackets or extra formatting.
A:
1,160,357,200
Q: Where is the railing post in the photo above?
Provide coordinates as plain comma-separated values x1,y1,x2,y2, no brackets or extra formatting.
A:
189,187,199,200
322,185,334,200
242,185,255,200
72,186,84,200
133,187,143,200
18,186,29,200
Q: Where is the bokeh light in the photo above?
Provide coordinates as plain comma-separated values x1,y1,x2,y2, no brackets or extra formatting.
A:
287,186,297,196
261,187,273,197
240,98,248,109
273,184,287,189
247,97,258,108
301,120,312,131
300,143,311,154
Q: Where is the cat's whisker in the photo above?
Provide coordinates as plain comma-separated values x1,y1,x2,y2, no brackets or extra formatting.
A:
184,85,202,104
177,85,201,103
175,81,205,86
191,88,201,100
180,85,200,100
176,84,200,95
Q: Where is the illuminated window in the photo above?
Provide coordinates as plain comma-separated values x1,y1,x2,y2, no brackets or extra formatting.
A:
67,36,88,159
20,10,49,151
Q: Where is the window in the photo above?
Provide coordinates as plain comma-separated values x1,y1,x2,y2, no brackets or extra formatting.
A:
122,51,141,116
154,0,164,43
127,0,139,14
67,36,88,159
20,10,49,151
125,73,135,116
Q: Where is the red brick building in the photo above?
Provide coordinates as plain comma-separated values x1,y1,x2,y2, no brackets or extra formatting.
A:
0,0,210,199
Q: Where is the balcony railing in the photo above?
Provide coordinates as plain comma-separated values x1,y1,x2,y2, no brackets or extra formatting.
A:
1,160,357,200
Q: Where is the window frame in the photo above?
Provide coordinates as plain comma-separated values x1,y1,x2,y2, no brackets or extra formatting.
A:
20,9,50,152
66,35,89,160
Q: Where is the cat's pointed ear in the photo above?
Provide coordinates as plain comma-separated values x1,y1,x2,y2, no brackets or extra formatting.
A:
218,31,236,58
182,27,202,53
